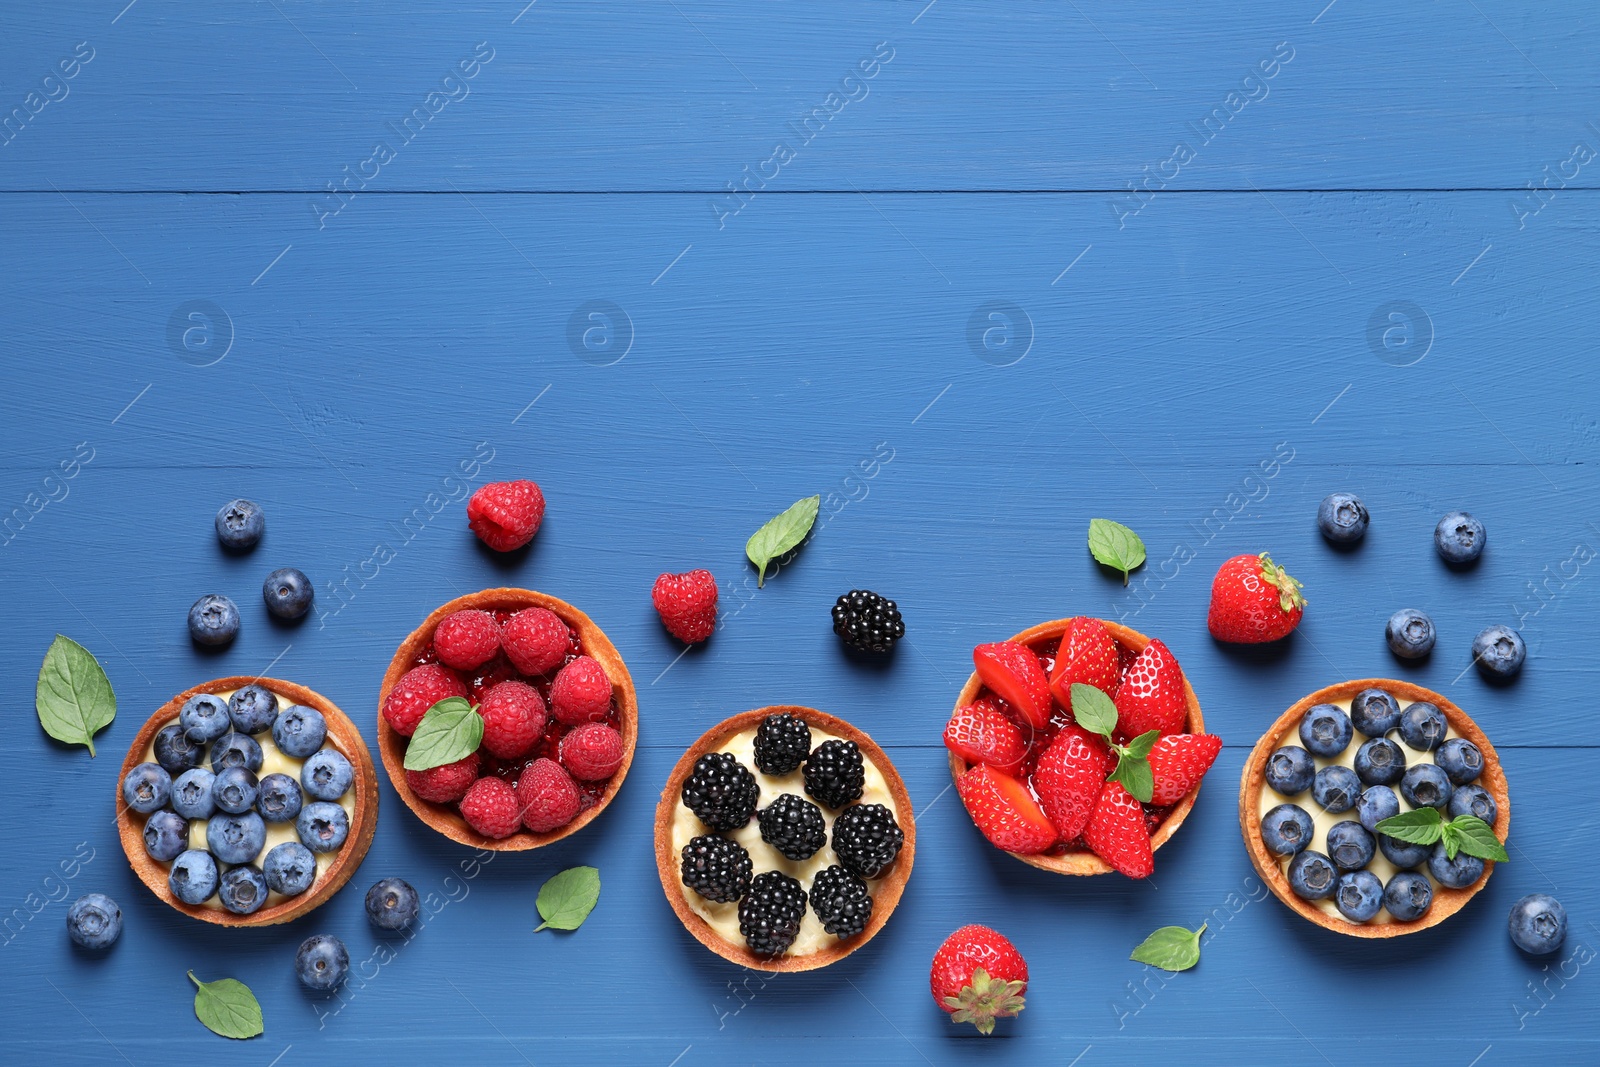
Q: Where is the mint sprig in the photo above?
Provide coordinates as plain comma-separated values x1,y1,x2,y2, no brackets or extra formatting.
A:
746,495,820,587
1374,807,1508,863
1069,682,1160,803
1088,518,1146,585
403,697,483,771
536,866,601,931
36,635,116,757
1130,923,1206,972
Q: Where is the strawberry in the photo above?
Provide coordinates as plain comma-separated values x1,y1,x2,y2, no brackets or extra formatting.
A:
1047,616,1121,713
1146,732,1223,805
1207,551,1306,643
943,700,1026,772
955,764,1058,854
1030,726,1112,840
972,641,1051,731
1083,780,1154,878
1112,638,1189,739
930,925,1029,1035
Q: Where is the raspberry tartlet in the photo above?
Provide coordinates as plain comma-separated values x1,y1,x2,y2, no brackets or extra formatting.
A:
377,588,638,850
115,676,378,927
654,707,915,972
1240,679,1510,937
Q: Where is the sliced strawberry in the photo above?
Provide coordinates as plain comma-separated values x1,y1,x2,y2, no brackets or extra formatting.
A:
1112,638,1188,740
1083,780,1154,878
1030,726,1112,840
973,642,1051,731
955,764,1058,855
944,700,1027,773
1047,617,1121,713
1147,733,1223,805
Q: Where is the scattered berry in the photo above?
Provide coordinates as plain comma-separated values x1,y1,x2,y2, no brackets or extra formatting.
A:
169,850,220,904
758,794,828,861
296,801,349,853
264,842,317,897
957,764,1058,855
930,925,1028,1035
1083,780,1154,878
1386,608,1436,660
187,594,240,646
467,478,545,551
752,713,812,776
459,776,524,839
382,663,469,737
944,701,1027,774
1260,803,1313,856
1288,851,1337,901
810,865,873,938
262,567,314,621
365,877,420,931
803,739,865,809
680,835,752,903
66,893,122,949
972,641,1051,731
738,871,807,956
214,498,264,551
549,655,613,725
1030,726,1112,840
122,763,172,814
1047,616,1121,710
1317,492,1369,544
652,569,719,643
219,865,268,915
1298,703,1353,758
501,607,572,675
1384,871,1434,922
1207,552,1306,643
478,680,548,760
1349,688,1402,737
1112,638,1189,739
295,934,349,991
681,752,759,831
1146,732,1222,806
831,590,904,653
1334,870,1384,922
405,751,479,803
272,704,327,759
516,757,581,833
830,803,905,879
1472,624,1525,680
432,609,502,670
1509,893,1567,954
1435,511,1486,564
1265,745,1315,795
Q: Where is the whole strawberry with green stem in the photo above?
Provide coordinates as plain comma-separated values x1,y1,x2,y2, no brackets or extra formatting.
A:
1207,551,1306,643
930,925,1028,1035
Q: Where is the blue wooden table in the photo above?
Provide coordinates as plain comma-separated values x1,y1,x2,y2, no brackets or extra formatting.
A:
4,2,1598,1062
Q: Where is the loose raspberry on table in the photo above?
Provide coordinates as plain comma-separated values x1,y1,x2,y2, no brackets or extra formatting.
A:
559,722,624,780
502,607,573,676
651,569,718,643
478,680,548,760
459,776,523,839
549,655,613,725
382,663,469,737
467,479,546,552
516,757,580,833
405,752,480,804
432,609,502,671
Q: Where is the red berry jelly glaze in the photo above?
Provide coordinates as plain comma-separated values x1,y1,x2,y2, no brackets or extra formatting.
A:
412,610,617,812
972,634,1175,856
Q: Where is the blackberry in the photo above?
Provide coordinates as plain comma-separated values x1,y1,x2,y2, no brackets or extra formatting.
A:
831,803,905,879
809,864,873,938
832,589,905,653
757,794,828,861
753,713,812,776
803,739,865,809
680,835,753,903
681,752,759,831
738,871,807,956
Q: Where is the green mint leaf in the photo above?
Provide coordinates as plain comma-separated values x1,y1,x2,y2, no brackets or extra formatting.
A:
1069,683,1118,739
1129,923,1206,972
1374,807,1444,845
189,971,264,1040
1088,518,1147,586
745,495,820,587
1124,729,1161,760
35,635,116,757
1447,815,1509,863
535,866,601,931
1113,754,1154,804
403,697,483,771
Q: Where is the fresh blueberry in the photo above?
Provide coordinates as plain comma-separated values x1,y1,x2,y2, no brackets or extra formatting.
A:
1312,765,1362,813
171,768,217,820
218,865,269,915
228,684,279,734
1334,870,1384,923
122,762,172,814
1472,625,1526,681
262,567,315,622
257,773,304,823
152,723,205,775
364,877,420,931
215,498,264,551
1288,851,1339,900
1349,688,1402,737
168,849,220,905
65,893,121,949
1384,871,1434,922
302,749,353,801
1427,843,1486,889
1386,608,1436,660
1356,785,1401,832
188,594,240,647
271,704,327,759
206,811,267,865
1317,492,1369,544
1265,746,1316,796
295,934,349,991
1260,803,1314,856
1398,702,1448,751
1435,511,1486,565
1326,820,1377,871
1449,784,1498,824
179,693,233,744
1378,833,1433,870
1354,738,1406,785
297,801,350,853
1298,704,1353,758
212,767,259,815
1436,738,1484,784
263,842,318,897
210,731,263,774
143,809,190,862
1400,763,1453,810
1509,894,1568,955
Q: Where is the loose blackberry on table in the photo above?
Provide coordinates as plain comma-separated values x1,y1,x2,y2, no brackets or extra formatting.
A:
756,794,828,861
752,712,811,776
737,871,807,957
802,739,865,809
809,865,873,938
681,752,760,831
680,835,752,904
831,589,905,653
831,803,904,879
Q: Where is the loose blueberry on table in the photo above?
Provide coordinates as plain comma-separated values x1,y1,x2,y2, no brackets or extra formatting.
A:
1385,608,1436,660
1508,893,1567,955
1471,624,1526,680
1317,492,1369,544
1434,510,1486,564
186,594,240,647
214,498,264,551
262,566,314,621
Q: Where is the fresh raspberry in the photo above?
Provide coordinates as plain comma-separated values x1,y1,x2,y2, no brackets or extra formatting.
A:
650,569,718,643
559,722,624,780
432,609,502,671
516,757,580,833
467,479,545,551
501,607,572,676
382,663,468,737
459,776,523,839
405,752,480,803
478,680,548,760
549,655,613,725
